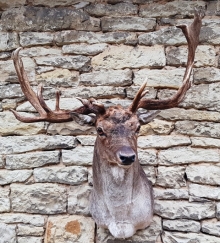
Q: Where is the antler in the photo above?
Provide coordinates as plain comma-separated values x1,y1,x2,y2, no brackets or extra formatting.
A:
11,48,105,123
129,8,205,113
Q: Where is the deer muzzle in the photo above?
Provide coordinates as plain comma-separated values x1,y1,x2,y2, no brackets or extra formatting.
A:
117,146,136,166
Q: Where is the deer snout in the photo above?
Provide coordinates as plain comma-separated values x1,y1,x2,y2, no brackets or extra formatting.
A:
117,146,136,166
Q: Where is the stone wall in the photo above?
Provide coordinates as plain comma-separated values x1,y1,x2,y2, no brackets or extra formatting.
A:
0,0,220,242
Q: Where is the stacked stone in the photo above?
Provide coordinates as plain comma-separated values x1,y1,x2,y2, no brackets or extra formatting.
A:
0,0,220,242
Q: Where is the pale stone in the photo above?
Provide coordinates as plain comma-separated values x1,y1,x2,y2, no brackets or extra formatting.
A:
0,223,16,243
158,147,220,165
34,55,90,71
0,57,35,84
20,47,61,57
194,67,220,84
76,135,96,146
17,237,43,243
217,203,220,219
0,156,4,168
139,1,206,18
1,99,17,110
17,224,44,236
126,86,157,99
163,219,200,233
175,120,220,138
166,45,216,67
0,169,32,185
44,215,95,243
80,69,132,86
0,213,45,226
92,45,165,69
0,31,19,51
0,0,25,10
0,84,23,99
62,146,93,166
102,17,156,32
68,184,91,215
20,32,54,47
29,0,95,7
34,166,87,185
155,200,215,220
154,188,189,200
156,166,186,188
0,135,76,154
55,30,136,45
138,149,158,165
186,164,220,186
85,3,137,16
36,66,55,75
0,111,46,136
159,108,220,122
150,119,174,135
189,183,220,200
191,137,220,148
133,68,186,88
202,219,220,237
0,188,10,212
142,166,156,185
62,43,108,55
11,183,67,214
138,135,191,149
96,215,162,242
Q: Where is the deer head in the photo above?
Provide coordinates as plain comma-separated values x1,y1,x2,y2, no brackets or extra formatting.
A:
11,9,204,239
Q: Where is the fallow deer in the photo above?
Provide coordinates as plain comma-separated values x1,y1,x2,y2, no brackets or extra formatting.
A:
11,10,203,239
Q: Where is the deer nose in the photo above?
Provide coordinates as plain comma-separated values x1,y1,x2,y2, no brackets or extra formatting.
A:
117,146,136,166
119,154,136,165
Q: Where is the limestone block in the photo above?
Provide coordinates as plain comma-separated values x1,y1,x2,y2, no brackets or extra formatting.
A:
0,32,19,51
0,0,25,10
149,119,174,135
191,137,220,148
186,164,220,186
126,86,157,100
62,43,107,55
0,213,45,226
0,84,23,99
194,67,220,84
202,219,220,237
0,223,16,243
159,108,220,122
62,146,93,166
34,166,88,185
68,184,91,215
44,215,95,243
217,203,220,219
36,66,55,75
0,111,46,136
158,147,220,165
20,47,61,57
92,45,165,70
29,0,95,7
142,166,156,185
0,156,4,168
80,69,132,86
139,27,186,46
133,68,186,88
154,188,189,200
155,200,215,220
34,55,90,71
189,183,220,200
138,135,191,149
0,169,32,185
166,45,216,67
76,135,96,146
138,149,158,165
17,224,44,236
17,237,43,243
163,219,200,233
0,135,76,154
156,166,186,188
55,30,136,45
20,32,54,47
85,3,137,16
176,120,220,138
1,99,17,110
102,17,156,32
139,1,206,18
1,6,100,32
96,215,162,242
11,183,67,214
0,188,10,212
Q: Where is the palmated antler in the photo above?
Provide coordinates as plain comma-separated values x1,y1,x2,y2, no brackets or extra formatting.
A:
11,48,105,123
129,8,205,113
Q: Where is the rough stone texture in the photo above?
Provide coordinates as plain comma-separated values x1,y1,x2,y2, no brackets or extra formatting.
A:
34,166,88,185
0,188,10,212
163,219,200,233
154,188,189,200
138,149,158,165
62,43,107,55
11,183,67,214
17,236,43,243
44,215,95,243
92,45,165,69
29,0,95,7
80,69,132,86
0,223,16,243
194,67,220,84
186,164,220,186
20,32,54,47
0,169,32,185
189,183,220,200
0,32,19,51
202,219,220,237
155,200,215,220
191,137,220,148
17,224,44,236
20,47,62,57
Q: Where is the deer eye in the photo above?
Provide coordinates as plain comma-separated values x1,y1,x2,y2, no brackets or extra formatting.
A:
97,127,105,136
136,125,141,134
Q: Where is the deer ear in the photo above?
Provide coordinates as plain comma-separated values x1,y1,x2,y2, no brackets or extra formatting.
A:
137,110,160,125
70,112,96,126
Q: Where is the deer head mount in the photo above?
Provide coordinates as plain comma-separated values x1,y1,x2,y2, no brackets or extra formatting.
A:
11,10,204,239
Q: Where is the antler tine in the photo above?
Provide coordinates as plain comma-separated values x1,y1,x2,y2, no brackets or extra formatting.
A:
131,8,204,111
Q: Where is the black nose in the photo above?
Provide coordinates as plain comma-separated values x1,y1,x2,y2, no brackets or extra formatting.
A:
119,154,136,165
